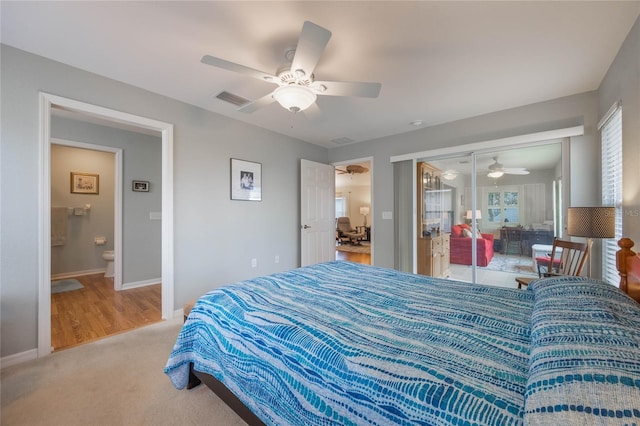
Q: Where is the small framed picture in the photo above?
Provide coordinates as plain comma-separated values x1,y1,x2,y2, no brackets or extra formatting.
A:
132,180,150,192
70,172,99,194
230,158,262,201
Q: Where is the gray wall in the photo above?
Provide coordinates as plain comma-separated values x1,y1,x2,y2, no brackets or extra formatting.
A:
52,117,163,284
599,16,640,244
329,91,601,270
0,45,328,358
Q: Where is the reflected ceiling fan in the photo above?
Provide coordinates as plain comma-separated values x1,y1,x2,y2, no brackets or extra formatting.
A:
337,164,369,175
201,21,381,114
486,157,530,178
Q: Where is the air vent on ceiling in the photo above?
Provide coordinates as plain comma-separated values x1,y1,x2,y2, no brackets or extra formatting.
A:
331,137,355,146
214,91,250,107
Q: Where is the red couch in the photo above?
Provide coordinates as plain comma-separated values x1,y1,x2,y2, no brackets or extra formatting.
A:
449,224,495,266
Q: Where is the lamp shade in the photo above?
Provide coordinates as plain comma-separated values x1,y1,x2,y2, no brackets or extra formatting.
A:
360,206,370,215
567,207,615,238
466,210,482,220
272,85,317,112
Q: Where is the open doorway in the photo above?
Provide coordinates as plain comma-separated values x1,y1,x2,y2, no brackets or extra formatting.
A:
38,93,174,358
50,134,162,350
334,159,372,265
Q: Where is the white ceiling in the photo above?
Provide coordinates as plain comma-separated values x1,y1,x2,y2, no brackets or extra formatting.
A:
2,1,638,148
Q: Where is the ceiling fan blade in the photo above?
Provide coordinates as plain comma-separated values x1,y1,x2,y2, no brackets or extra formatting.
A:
290,21,331,78
201,55,278,82
237,92,276,113
505,169,530,175
313,81,382,98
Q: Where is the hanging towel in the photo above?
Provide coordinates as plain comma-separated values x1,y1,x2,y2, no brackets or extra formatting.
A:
51,207,68,246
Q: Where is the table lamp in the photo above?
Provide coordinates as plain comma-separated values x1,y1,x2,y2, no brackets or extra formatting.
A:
567,206,615,277
360,206,370,227
466,210,482,230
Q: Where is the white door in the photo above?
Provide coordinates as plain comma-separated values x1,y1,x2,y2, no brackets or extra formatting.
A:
301,159,335,266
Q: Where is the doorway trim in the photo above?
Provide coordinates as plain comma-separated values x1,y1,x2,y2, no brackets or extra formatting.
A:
38,92,174,358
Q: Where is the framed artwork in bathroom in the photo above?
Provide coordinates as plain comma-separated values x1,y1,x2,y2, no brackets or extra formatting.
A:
132,180,150,192
230,158,262,201
70,172,99,194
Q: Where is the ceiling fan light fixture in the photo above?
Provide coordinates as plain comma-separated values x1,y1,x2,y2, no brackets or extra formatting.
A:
442,171,458,180
488,171,504,178
273,85,317,112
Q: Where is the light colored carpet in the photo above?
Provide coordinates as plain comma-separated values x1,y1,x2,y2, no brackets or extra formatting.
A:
335,241,371,254
51,278,84,294
1,318,247,426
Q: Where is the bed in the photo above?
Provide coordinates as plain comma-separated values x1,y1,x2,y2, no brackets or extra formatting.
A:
165,246,640,425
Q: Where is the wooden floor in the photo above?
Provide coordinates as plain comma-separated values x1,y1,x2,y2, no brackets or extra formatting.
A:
335,249,371,265
51,273,162,351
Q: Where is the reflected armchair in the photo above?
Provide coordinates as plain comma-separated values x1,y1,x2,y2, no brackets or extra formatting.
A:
336,217,366,245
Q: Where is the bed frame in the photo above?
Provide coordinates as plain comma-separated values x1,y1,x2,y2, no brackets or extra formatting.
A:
184,238,640,425
188,364,265,426
616,237,640,303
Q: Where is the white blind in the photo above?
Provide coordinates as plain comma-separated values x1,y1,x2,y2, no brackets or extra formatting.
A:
601,105,622,284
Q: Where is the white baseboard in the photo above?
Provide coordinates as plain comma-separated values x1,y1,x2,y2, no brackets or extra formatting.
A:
173,308,185,319
121,277,161,290
1,348,38,369
51,269,105,280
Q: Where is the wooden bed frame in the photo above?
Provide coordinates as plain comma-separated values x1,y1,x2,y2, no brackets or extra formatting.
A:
184,238,640,425
616,237,640,303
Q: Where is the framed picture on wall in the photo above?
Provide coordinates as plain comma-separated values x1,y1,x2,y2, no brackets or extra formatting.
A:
230,158,262,201
132,180,150,192
70,172,99,194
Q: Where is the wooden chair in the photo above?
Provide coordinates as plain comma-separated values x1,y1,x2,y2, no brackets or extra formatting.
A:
516,237,590,289
616,237,640,303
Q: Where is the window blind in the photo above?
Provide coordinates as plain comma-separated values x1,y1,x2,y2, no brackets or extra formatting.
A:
601,105,622,284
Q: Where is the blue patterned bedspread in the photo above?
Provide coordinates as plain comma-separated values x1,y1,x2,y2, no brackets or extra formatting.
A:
165,262,640,425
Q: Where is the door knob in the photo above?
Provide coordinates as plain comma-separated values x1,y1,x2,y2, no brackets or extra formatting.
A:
302,224,311,229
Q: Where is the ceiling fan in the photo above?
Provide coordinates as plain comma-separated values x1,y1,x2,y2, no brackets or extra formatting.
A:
486,157,530,178
201,21,382,114
337,164,369,175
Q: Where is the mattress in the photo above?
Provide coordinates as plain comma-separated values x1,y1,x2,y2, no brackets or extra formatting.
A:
165,261,640,425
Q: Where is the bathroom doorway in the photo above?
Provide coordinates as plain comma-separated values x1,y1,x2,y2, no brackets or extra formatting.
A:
50,142,120,287
49,138,162,350
38,93,174,358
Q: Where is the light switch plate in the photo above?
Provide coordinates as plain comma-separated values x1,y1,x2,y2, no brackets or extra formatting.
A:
382,211,393,220
149,212,162,220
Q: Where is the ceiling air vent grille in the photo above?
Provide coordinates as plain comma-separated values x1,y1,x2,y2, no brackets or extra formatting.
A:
331,137,355,146
215,91,250,107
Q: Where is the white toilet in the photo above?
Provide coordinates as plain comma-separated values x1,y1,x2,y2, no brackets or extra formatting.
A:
102,250,115,278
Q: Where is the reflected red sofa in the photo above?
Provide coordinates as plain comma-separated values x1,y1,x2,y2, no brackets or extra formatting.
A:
449,224,495,267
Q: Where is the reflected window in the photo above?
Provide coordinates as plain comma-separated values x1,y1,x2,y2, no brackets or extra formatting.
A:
487,190,519,224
